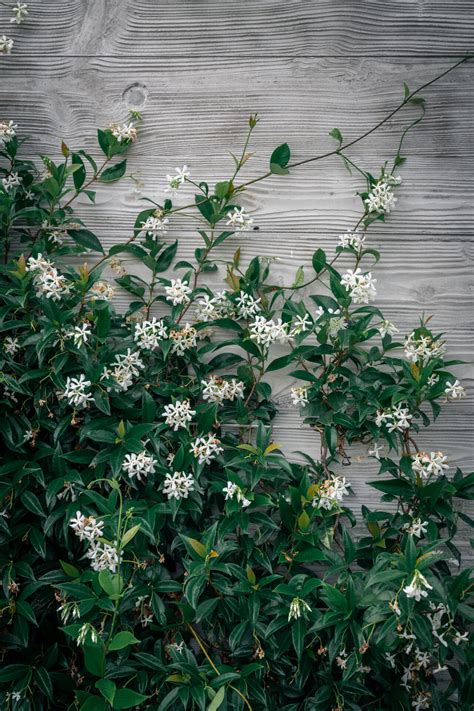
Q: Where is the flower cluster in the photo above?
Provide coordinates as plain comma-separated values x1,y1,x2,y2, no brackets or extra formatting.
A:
162,471,195,500
101,349,145,391
134,318,168,350
365,174,401,214
0,120,17,145
312,475,350,510
163,399,196,430
165,278,192,306
62,374,94,409
170,323,198,355
340,268,377,304
165,165,190,195
338,230,365,252
109,121,138,143
288,597,312,622
190,434,223,464
141,213,170,237
201,375,245,404
444,379,466,400
226,207,254,231
122,451,157,482
88,280,115,301
411,451,449,479
26,254,71,301
403,570,433,601
290,385,309,406
249,316,289,347
235,291,261,319
223,481,251,508
195,291,234,321
404,331,446,366
375,404,412,432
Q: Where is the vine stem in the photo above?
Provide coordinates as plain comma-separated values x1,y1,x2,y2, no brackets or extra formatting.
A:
187,624,253,710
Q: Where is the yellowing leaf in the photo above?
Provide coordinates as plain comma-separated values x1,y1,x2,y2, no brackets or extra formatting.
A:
186,537,207,558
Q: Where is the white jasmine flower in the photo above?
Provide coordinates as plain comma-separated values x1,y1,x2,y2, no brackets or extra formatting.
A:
10,2,28,24
249,316,289,347
365,177,399,214
62,374,94,408
165,278,192,306
69,511,104,543
110,122,137,143
235,291,261,319
288,597,312,621
340,268,377,304
406,518,429,538
290,386,309,406
368,442,384,459
2,172,22,192
385,652,396,668
122,451,157,482
66,323,91,348
201,375,245,404
375,404,412,432
163,399,196,430
411,692,432,711
165,165,190,194
226,207,254,231
87,541,121,573
101,349,145,392
432,628,448,647
88,280,114,301
312,475,350,510
109,257,126,276
427,374,439,386
0,120,17,144
170,323,198,355
222,481,251,508
3,336,19,356
453,630,469,645
338,230,365,252
190,434,223,464
134,318,168,350
195,291,234,322
404,331,446,366
162,471,194,500
444,379,466,400
141,214,169,237
412,451,449,479
290,314,311,335
403,570,433,601
0,35,14,54
379,320,399,338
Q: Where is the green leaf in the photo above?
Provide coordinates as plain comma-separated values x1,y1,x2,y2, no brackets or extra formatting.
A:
108,631,140,651
207,686,226,711
270,143,291,174
98,570,123,598
112,689,148,709
121,524,141,548
69,228,104,254
72,153,86,190
184,536,207,558
100,160,127,183
312,248,326,274
81,698,108,711
35,667,53,700
21,491,45,518
96,679,116,705
291,618,305,659
329,127,343,145
60,560,80,578
83,641,106,677
97,129,111,156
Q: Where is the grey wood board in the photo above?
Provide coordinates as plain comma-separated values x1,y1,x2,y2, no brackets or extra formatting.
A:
4,1,474,57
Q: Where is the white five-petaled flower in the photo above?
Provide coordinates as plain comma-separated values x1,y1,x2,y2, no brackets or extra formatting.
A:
101,349,145,392
226,207,254,231
3,336,19,356
288,597,312,622
162,471,195,500
0,120,17,144
122,451,157,482
375,404,412,433
134,318,168,350
163,399,196,430
222,481,251,508
2,172,22,192
190,434,223,464
444,379,466,400
62,374,94,408
405,518,429,538
165,278,192,306
10,2,29,24
235,291,261,319
69,511,104,543
201,375,245,404
368,442,384,459
290,314,311,336
195,290,234,321
453,630,469,645
66,323,91,348
403,570,433,601
165,165,190,194
411,450,449,479
290,386,309,407
0,35,14,54
340,268,377,304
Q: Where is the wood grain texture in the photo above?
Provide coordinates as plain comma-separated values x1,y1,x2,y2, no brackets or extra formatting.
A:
1,2,472,557
4,1,474,56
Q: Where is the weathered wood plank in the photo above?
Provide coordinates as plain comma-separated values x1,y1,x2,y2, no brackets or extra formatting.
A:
5,1,474,57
